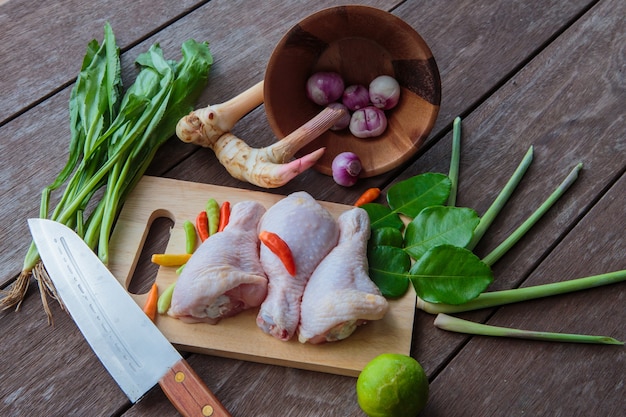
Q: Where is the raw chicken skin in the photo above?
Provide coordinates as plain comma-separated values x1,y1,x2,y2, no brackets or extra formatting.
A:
298,208,389,344
168,201,267,324
256,191,339,341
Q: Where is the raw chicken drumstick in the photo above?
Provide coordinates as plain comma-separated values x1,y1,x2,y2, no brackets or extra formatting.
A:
298,208,389,344
256,192,339,341
168,201,268,324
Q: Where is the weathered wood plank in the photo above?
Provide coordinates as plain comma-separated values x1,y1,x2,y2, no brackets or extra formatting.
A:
423,173,626,416
126,0,624,415
158,0,596,202
2,0,622,416
0,285,130,416
0,0,204,124
408,0,626,413
0,0,397,286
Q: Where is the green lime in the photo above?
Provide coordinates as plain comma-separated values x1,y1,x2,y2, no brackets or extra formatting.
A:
356,353,429,417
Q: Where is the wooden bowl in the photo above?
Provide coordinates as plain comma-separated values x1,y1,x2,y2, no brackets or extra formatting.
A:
264,5,441,178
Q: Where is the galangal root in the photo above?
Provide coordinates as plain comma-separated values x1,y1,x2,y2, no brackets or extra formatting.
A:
176,80,346,188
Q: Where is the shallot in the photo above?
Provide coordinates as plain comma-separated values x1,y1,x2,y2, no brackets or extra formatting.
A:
342,84,370,110
369,75,401,110
349,106,388,138
332,152,362,187
327,102,351,130
306,71,345,106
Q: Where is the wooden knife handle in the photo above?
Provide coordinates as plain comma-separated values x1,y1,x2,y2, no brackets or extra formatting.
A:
159,358,232,417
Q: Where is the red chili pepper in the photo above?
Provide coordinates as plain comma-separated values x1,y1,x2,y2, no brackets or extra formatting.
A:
217,201,231,232
259,230,296,276
195,210,209,242
354,187,381,207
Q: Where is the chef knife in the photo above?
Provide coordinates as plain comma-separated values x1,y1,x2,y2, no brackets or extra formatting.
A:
28,218,231,417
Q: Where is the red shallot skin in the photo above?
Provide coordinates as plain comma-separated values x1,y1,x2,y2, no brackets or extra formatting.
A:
369,75,401,110
342,84,370,111
306,72,345,106
349,106,388,138
332,152,362,187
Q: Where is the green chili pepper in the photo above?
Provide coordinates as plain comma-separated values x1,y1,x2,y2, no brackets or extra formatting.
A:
205,198,220,236
183,220,196,254
157,281,177,315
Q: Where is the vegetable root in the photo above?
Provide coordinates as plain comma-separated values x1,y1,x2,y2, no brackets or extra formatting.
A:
213,133,326,188
176,82,348,188
176,81,265,146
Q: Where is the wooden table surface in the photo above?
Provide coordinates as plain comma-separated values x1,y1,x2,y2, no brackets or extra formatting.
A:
1,0,624,416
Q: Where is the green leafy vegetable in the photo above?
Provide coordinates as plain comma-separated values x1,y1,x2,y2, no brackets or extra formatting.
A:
361,203,405,231
387,173,451,218
364,171,489,303
3,23,213,321
368,227,404,249
404,206,479,260
409,245,493,304
368,246,411,298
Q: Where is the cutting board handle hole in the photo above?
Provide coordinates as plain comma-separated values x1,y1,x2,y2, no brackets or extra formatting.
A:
127,215,174,295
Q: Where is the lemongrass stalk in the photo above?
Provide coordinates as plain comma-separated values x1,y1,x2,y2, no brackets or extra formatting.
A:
434,313,623,345
468,146,534,250
481,162,582,266
416,269,626,314
447,117,462,207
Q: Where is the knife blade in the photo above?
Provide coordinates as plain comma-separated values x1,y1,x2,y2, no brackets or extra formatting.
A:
28,218,231,417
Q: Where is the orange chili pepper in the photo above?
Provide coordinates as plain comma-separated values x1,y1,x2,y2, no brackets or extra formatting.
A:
217,201,231,232
354,187,381,207
259,230,296,276
142,282,159,322
196,210,209,241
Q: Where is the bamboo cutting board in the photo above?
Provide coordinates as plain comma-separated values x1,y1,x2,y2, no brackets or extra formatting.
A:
108,176,416,377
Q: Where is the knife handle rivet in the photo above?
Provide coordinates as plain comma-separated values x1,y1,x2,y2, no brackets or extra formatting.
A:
202,405,214,416
175,371,186,383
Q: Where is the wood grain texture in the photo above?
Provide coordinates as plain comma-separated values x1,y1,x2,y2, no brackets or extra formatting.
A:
0,286,129,416
264,5,441,177
0,0,204,123
424,174,626,417
413,0,626,414
2,0,624,416
107,176,415,376
0,0,397,287
159,359,232,417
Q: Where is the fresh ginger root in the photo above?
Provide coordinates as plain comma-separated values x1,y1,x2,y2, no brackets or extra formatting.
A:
176,81,347,188
177,81,265,145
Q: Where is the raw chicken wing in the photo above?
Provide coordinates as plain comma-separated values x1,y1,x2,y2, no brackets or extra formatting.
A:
168,201,267,324
256,191,339,341
298,208,388,344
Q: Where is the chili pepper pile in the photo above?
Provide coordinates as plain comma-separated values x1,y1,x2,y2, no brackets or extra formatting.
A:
145,197,232,319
